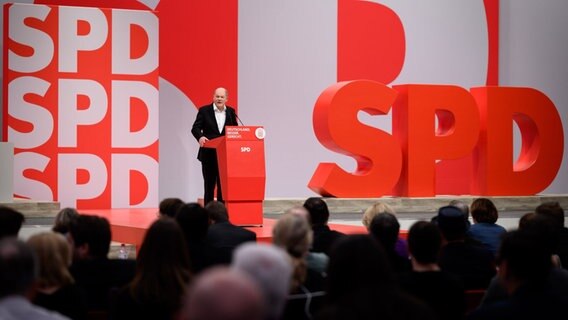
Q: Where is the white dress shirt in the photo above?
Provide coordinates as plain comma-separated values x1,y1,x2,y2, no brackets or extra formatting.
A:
213,104,226,133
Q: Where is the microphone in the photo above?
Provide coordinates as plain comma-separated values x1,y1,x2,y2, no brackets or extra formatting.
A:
234,112,244,126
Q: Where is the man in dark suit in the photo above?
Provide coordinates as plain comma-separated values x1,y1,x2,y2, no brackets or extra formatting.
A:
205,201,256,264
191,87,239,205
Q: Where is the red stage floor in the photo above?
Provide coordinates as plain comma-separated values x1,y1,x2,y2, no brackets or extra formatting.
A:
81,208,368,252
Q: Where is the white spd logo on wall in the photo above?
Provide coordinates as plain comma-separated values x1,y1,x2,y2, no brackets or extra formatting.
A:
2,3,159,209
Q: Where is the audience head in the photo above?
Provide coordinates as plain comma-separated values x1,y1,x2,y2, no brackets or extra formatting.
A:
518,212,559,255
535,201,565,229
0,206,25,239
205,201,229,223
303,197,330,226
272,213,312,259
183,267,264,320
285,205,310,223
232,243,292,320
449,199,470,219
159,197,185,218
272,213,312,290
0,238,37,298
436,206,468,242
496,229,552,292
470,197,499,223
131,218,191,313
369,213,400,251
27,232,74,289
326,235,394,302
518,212,537,229
135,218,191,276
68,215,111,260
362,202,396,230
176,203,210,241
408,221,442,265
52,207,79,234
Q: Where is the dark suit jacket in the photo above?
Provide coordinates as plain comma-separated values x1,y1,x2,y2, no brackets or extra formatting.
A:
311,224,346,255
206,221,257,264
70,258,136,310
191,104,238,161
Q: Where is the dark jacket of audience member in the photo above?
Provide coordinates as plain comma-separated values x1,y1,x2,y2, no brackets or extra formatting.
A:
176,202,217,273
68,215,136,311
303,197,345,255
436,206,496,290
369,213,411,273
206,201,256,264
467,198,507,256
398,221,465,320
468,229,568,319
110,218,192,320
316,235,435,320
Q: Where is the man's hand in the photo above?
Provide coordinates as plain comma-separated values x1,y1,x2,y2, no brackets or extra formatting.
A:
199,136,209,147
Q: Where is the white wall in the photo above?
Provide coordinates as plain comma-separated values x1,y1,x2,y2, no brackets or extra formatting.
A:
499,0,568,194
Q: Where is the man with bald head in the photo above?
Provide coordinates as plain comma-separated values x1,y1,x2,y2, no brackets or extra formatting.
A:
191,88,239,204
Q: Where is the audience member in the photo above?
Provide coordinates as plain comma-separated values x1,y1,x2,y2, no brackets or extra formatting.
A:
0,238,69,320
398,221,465,320
159,197,185,218
480,212,568,307
111,218,192,319
369,213,411,273
468,198,507,256
469,229,568,319
432,199,472,230
0,206,25,240
535,201,568,268
205,201,256,264
68,215,136,311
436,206,496,290
27,232,87,320
285,206,329,275
362,202,408,259
176,202,216,274
303,197,345,255
232,243,292,320
316,235,434,320
182,267,264,320
272,213,325,319
52,208,79,235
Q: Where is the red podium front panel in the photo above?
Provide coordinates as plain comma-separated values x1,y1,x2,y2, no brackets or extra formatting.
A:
204,126,266,225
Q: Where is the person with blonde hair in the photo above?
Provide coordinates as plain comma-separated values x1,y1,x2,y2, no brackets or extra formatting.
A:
28,232,87,319
362,202,396,228
362,202,408,259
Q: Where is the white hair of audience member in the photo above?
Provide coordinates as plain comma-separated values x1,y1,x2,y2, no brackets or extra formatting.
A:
232,242,293,320
285,205,310,221
183,267,264,320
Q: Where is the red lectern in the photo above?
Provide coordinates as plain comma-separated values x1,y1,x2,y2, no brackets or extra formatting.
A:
204,126,266,226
